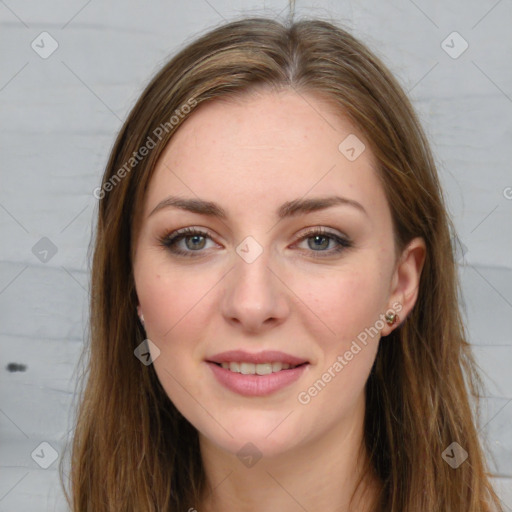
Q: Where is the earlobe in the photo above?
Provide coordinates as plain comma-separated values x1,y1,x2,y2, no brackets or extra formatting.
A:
384,311,399,326
137,304,145,327
383,237,426,336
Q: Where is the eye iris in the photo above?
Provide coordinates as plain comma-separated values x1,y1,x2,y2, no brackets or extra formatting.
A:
309,235,329,250
186,235,206,250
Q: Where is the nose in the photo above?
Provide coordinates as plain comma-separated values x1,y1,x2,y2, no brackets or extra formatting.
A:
221,246,290,334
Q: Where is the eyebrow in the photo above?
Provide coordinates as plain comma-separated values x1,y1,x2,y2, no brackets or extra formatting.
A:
148,194,368,219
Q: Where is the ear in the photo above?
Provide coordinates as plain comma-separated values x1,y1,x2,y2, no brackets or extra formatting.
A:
381,237,426,336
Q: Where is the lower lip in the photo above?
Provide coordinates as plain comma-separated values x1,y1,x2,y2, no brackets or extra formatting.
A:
206,362,309,397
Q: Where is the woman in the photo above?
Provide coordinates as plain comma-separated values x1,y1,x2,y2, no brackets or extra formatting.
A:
61,15,504,511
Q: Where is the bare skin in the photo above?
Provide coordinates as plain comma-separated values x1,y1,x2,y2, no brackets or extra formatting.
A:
132,88,425,511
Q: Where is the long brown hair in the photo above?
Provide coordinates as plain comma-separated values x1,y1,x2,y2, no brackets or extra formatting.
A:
60,15,504,511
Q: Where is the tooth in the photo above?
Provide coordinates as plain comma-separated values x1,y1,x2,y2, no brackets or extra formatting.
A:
272,362,283,372
228,362,240,373
256,363,273,375
219,361,301,374
240,362,255,375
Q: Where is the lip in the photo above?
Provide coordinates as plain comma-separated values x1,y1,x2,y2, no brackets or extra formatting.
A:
206,350,308,366
206,361,309,396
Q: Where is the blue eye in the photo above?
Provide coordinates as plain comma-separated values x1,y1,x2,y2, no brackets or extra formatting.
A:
159,227,213,257
159,227,352,258
297,228,352,257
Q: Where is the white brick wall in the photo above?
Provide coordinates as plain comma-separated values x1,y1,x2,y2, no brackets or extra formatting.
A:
1,1,511,510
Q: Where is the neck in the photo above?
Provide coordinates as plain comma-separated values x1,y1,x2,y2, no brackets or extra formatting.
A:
197,393,381,512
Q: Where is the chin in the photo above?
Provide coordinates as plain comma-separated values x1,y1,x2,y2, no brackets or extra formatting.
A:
225,435,295,461
200,415,303,461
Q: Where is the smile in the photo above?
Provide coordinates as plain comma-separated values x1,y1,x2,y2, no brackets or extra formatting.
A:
207,361,309,396
217,361,304,374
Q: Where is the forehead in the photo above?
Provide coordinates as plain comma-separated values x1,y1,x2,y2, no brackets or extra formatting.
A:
142,89,387,222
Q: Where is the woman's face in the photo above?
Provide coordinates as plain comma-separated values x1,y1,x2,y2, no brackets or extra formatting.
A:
132,89,418,458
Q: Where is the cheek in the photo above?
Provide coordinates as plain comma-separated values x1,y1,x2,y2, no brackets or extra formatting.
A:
295,270,384,414
135,264,216,419
135,259,214,343
293,263,388,345
292,264,386,402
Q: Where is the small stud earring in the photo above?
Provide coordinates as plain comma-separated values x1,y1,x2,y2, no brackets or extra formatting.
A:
138,312,145,328
385,312,399,325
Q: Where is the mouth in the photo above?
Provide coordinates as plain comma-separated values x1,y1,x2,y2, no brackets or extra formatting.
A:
205,350,310,396
206,349,309,374
206,360,310,397
209,361,309,375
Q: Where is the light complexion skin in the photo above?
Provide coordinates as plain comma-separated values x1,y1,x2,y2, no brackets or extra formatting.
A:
132,89,426,512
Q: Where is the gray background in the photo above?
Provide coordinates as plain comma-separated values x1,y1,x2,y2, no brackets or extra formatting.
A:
1,0,511,510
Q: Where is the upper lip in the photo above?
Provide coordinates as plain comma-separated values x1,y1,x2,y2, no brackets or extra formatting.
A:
207,350,309,366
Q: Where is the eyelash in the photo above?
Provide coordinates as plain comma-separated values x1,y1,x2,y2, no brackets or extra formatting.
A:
158,227,353,259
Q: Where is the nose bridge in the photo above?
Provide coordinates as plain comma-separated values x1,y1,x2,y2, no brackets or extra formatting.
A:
222,235,288,330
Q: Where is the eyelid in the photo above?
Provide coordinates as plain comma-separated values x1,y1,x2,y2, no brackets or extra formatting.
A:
296,225,349,240
293,227,352,257
158,226,216,248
